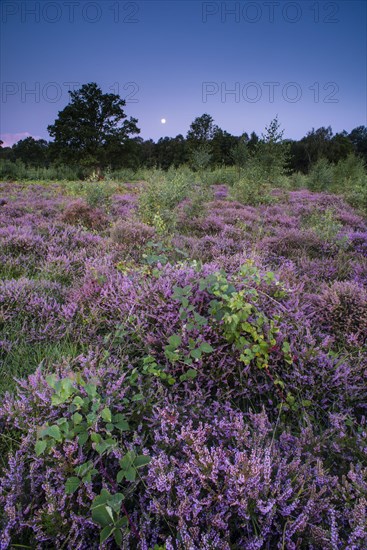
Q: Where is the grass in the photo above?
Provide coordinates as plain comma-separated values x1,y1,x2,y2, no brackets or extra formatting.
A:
0,336,87,395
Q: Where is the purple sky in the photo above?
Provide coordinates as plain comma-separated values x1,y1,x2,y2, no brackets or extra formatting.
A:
1,0,366,146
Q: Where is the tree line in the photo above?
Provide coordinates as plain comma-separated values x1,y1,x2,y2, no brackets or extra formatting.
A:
1,83,366,175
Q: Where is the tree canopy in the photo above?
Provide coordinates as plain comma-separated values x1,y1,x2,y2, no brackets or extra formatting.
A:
47,82,140,167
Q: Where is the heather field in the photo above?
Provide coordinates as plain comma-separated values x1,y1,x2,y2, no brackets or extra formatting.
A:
0,173,366,549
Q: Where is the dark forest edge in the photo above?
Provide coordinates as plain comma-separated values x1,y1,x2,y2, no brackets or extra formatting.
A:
1,82,366,181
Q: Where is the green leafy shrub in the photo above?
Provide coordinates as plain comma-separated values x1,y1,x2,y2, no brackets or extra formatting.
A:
19,355,158,545
84,181,113,209
138,168,194,228
201,166,237,186
302,208,346,245
231,174,273,206
290,171,308,189
190,144,212,172
307,157,334,191
333,153,366,190
336,155,367,213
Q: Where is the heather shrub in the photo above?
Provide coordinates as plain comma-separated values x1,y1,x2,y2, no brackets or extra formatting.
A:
0,358,155,548
184,183,213,218
0,277,66,341
261,227,329,259
40,249,89,285
146,409,367,549
2,182,367,549
110,218,155,255
311,281,367,347
60,199,109,230
1,370,366,548
348,231,367,258
0,225,47,271
173,234,242,261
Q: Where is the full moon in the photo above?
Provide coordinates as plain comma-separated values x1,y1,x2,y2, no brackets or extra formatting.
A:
161,118,166,124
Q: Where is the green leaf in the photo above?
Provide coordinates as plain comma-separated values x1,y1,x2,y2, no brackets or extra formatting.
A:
90,432,101,443
43,425,62,441
86,412,97,425
101,407,112,423
74,461,93,478
167,334,181,349
114,528,123,545
124,466,136,481
95,438,115,455
131,393,144,402
190,348,202,360
200,342,214,353
113,414,129,432
107,492,124,513
135,455,151,468
185,368,197,379
78,431,89,446
51,395,64,406
100,525,114,543
194,312,207,326
92,489,111,507
85,384,97,398
65,477,81,494
119,451,135,470
165,350,180,363
115,516,129,529
56,417,68,426
46,374,57,389
72,412,83,425
72,395,84,408
116,470,125,483
92,504,114,527
180,368,197,382
35,440,47,456
282,341,291,353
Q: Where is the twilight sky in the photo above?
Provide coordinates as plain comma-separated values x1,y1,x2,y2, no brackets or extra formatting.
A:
0,0,366,146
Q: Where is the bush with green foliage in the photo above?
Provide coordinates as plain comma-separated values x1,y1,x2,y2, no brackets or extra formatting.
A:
307,157,335,191
138,168,195,229
231,170,273,206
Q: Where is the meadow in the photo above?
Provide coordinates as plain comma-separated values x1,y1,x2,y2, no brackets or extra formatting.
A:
0,162,366,548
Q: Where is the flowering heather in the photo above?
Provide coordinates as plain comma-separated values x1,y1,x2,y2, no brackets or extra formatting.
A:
60,199,109,230
0,182,367,548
